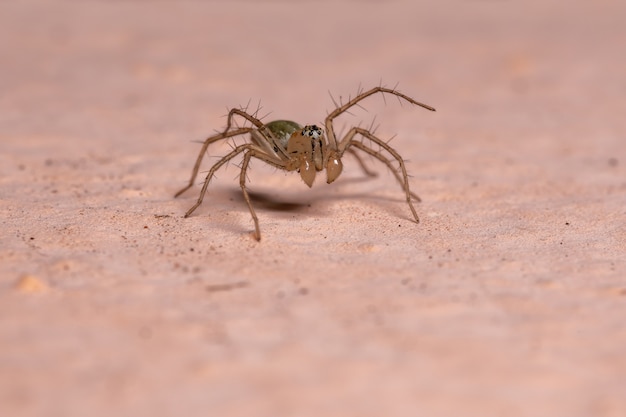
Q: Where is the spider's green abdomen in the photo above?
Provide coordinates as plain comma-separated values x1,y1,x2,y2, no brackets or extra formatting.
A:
265,120,301,148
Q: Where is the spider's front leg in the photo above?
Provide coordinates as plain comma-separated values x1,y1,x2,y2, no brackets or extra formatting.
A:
324,86,436,149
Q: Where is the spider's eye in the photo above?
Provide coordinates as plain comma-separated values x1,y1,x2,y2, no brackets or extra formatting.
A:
302,125,323,140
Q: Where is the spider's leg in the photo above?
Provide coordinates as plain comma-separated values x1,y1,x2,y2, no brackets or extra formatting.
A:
175,127,254,198
349,142,421,202
183,143,258,218
239,147,285,241
183,140,286,241
346,148,378,178
239,151,260,241
324,86,435,149
337,127,420,222
346,138,421,199
177,106,288,199
238,150,288,241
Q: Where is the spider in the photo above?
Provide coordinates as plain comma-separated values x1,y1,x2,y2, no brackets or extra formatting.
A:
175,86,436,241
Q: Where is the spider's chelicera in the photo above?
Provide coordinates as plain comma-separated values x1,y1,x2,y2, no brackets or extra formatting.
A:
175,86,435,241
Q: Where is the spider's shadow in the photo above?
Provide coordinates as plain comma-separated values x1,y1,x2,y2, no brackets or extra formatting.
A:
244,190,310,212
227,174,411,219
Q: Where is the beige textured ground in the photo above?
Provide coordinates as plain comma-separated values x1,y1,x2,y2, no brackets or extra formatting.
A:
1,1,625,416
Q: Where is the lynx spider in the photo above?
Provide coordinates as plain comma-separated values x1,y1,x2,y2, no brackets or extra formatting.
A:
175,86,435,241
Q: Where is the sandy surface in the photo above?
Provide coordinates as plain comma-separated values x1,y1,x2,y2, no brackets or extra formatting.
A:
1,1,625,416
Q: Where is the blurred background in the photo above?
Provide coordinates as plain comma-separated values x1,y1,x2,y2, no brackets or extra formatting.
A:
1,1,625,417
3,1,623,149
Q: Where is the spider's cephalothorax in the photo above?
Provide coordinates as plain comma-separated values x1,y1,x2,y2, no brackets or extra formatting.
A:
175,86,436,241
284,124,342,187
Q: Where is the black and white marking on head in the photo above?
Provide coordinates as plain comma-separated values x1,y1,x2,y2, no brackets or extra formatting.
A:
301,125,323,140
